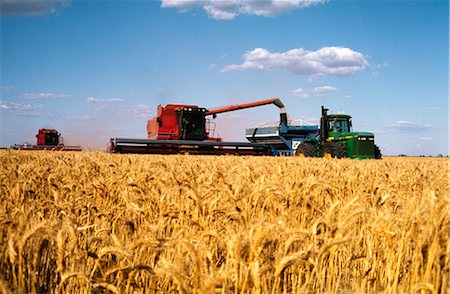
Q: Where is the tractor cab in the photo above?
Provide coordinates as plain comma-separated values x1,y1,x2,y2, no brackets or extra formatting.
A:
325,113,379,159
312,107,381,159
327,114,352,134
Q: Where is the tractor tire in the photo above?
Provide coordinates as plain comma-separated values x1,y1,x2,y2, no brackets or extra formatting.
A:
296,142,316,157
324,141,348,159
374,145,382,159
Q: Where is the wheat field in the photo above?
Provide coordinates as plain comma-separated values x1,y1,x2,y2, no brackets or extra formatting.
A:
0,150,448,293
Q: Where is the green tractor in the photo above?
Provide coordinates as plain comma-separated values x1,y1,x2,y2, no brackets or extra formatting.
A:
297,106,382,159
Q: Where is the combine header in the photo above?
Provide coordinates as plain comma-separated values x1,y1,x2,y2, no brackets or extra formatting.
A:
12,128,82,151
109,98,381,159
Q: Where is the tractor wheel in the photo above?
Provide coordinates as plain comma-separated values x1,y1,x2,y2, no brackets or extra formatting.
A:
374,145,382,159
323,141,348,159
296,143,316,157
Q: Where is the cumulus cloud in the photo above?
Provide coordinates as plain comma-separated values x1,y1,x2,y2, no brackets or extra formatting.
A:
161,0,325,20
0,0,71,16
223,47,368,76
20,92,70,100
293,85,337,98
87,97,125,104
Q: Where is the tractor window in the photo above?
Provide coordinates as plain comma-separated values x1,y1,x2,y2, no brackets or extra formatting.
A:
328,119,350,133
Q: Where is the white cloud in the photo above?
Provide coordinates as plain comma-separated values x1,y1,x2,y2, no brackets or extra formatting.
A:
241,0,323,16
86,97,152,118
87,97,125,104
0,101,39,111
293,85,337,98
292,87,309,98
1,86,14,91
161,0,208,9
313,85,337,93
0,0,71,16
223,47,368,76
14,111,43,117
20,92,70,99
161,0,325,20
418,137,433,141
0,101,44,117
119,104,153,117
390,120,433,132
204,1,240,20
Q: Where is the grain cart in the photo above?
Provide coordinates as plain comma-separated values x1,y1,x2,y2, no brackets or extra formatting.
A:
245,121,318,156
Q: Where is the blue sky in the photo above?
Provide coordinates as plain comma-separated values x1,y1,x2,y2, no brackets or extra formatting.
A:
1,0,448,155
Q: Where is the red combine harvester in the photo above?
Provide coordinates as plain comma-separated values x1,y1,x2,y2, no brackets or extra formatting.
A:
12,128,82,151
109,98,287,155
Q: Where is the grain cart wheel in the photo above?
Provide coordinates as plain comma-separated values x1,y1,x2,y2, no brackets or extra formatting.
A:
324,141,348,158
296,143,316,157
374,145,382,159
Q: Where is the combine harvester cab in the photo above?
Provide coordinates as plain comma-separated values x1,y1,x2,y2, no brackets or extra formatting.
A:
12,128,82,151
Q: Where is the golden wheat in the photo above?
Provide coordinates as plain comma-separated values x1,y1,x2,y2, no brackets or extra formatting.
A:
0,150,448,293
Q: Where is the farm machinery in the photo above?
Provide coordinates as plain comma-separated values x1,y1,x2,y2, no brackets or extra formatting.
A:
12,128,82,151
246,106,381,159
109,98,381,159
110,98,284,155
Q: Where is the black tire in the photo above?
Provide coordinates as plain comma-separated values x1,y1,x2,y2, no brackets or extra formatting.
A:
324,141,348,158
374,145,382,159
296,142,316,157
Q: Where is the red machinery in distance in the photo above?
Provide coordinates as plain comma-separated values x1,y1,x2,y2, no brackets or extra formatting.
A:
12,128,82,151
36,128,62,146
146,98,287,142
111,98,287,154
